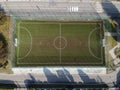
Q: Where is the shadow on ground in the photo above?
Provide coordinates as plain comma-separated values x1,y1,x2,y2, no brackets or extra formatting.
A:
116,70,120,87
102,1,120,19
0,80,17,88
102,1,120,33
43,68,108,88
43,68,74,83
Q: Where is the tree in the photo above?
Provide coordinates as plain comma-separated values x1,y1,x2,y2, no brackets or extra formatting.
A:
0,12,7,25
115,47,120,58
0,41,3,49
0,33,8,67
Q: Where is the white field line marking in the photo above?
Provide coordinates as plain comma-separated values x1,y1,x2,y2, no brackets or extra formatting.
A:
98,23,104,63
17,26,32,62
17,22,21,60
88,28,102,60
53,36,67,50
19,22,98,25
17,62,104,64
16,22,104,64
100,24,104,62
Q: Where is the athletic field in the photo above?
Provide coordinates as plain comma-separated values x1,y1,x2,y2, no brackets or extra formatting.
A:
15,20,105,66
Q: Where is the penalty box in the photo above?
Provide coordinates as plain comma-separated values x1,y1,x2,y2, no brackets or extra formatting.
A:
15,20,105,66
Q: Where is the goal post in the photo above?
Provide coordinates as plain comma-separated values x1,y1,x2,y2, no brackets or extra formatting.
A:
14,38,18,47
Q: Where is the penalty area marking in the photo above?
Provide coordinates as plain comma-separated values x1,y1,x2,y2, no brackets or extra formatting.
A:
88,28,103,60
17,26,32,60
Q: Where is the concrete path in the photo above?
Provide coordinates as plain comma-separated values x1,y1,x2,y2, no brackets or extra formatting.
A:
105,32,118,36
0,67,118,88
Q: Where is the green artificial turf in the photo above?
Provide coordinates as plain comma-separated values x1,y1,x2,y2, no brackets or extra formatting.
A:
15,20,105,66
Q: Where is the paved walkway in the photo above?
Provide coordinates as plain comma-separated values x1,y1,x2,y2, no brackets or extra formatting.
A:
12,67,106,75
0,67,118,88
105,32,118,36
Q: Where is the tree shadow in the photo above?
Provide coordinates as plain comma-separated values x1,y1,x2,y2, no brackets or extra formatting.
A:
24,73,42,88
0,80,17,88
77,69,96,84
44,67,75,83
43,68,80,89
56,68,74,83
102,1,120,36
43,67,59,83
0,5,4,12
22,68,109,89
44,68,75,83
63,68,74,83
77,69,108,89
102,1,120,19
116,70,120,88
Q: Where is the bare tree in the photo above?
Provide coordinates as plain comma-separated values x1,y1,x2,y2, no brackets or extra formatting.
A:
0,12,7,25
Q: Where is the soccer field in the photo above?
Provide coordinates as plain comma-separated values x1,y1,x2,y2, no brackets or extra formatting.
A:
15,20,105,66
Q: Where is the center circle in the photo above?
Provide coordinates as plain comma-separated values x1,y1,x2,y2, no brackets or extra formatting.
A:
54,36,67,49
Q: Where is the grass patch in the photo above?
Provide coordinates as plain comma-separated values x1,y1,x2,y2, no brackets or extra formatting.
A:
105,36,117,67
106,36,117,50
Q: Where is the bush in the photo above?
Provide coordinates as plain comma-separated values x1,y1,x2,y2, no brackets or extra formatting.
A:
115,47,120,58
0,41,3,49
0,33,8,66
0,12,7,25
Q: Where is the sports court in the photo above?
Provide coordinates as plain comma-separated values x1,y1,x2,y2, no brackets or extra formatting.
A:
15,20,105,66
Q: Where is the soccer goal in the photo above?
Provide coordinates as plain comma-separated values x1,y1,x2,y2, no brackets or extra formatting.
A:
14,38,18,47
